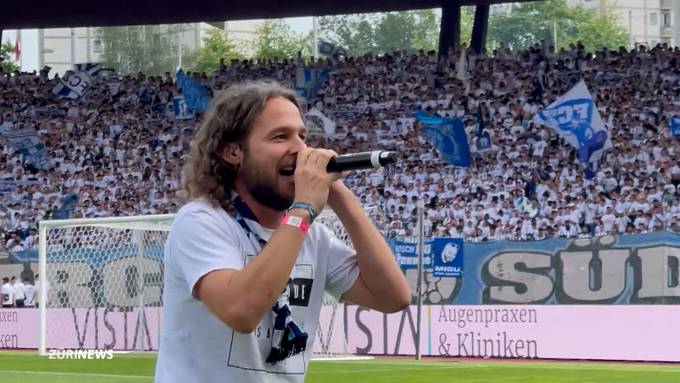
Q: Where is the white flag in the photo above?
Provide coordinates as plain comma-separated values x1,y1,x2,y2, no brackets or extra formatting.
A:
304,108,336,135
533,80,612,169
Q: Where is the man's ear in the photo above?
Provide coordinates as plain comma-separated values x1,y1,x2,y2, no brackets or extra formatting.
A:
220,143,242,167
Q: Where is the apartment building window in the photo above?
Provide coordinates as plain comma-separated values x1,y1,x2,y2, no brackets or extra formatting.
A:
92,39,103,53
662,12,671,27
650,12,658,25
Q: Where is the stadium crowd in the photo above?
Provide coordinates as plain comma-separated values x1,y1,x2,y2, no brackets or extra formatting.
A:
1,41,679,255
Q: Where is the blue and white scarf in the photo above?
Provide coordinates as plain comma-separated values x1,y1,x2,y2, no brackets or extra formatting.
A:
231,196,308,364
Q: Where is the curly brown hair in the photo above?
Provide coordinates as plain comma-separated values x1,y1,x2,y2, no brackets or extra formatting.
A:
182,81,301,213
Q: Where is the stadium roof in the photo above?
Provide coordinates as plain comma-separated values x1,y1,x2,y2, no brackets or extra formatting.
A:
3,0,532,30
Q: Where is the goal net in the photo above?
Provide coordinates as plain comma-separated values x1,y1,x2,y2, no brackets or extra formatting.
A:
38,215,172,355
38,212,364,360
313,209,371,360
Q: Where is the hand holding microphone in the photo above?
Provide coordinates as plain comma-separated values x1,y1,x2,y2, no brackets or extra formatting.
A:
290,150,398,216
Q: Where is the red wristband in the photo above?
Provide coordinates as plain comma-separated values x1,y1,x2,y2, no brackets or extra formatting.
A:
281,214,309,233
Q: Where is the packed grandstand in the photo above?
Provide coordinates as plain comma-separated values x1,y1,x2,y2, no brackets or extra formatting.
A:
1,42,679,256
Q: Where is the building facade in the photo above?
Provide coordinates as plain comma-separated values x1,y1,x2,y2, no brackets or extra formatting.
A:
567,0,678,48
5,20,262,76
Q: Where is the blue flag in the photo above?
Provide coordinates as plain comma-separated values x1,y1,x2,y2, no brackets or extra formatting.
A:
0,123,49,170
431,238,464,277
51,193,80,220
533,80,612,177
295,68,329,99
414,112,471,167
671,116,680,138
176,70,209,113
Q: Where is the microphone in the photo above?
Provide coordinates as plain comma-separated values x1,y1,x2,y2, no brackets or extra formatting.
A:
326,151,397,172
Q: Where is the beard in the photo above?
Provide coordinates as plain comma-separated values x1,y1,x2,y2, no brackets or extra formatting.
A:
239,161,293,211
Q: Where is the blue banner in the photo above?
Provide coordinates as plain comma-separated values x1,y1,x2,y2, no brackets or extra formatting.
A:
476,132,491,151
0,123,49,170
388,239,432,269
172,96,193,120
176,70,209,113
432,238,464,277
9,230,680,307
414,112,471,167
389,238,464,277
395,231,680,305
671,116,680,138
295,68,330,99
51,193,80,220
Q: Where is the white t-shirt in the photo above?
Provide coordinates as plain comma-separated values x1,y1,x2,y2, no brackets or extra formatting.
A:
1,283,14,306
14,282,26,300
23,284,36,306
155,199,359,383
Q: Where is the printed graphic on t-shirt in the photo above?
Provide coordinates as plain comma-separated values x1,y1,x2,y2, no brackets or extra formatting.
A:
226,263,314,375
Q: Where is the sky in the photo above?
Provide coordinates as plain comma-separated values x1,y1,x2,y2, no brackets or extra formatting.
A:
286,16,314,35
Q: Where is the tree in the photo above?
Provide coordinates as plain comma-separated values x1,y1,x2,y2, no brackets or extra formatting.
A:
251,20,310,61
318,14,378,56
460,7,475,47
96,24,185,75
375,12,417,53
192,29,243,73
487,0,627,52
319,10,440,56
574,10,627,53
412,9,442,52
0,42,20,73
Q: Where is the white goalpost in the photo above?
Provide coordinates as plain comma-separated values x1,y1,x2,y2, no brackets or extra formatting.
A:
38,214,173,356
37,211,366,360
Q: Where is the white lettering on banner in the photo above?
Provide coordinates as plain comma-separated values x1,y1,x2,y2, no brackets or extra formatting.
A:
48,261,95,307
47,258,162,308
101,257,163,307
399,256,431,266
434,266,461,274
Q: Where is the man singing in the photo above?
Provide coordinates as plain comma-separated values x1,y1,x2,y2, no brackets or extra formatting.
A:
155,81,410,382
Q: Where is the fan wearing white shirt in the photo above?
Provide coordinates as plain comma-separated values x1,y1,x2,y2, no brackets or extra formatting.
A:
22,278,36,308
12,276,25,308
1,277,14,308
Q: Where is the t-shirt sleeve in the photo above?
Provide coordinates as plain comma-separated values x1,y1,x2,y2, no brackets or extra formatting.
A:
319,225,359,300
169,207,243,296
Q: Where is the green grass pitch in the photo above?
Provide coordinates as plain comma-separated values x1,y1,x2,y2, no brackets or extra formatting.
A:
2,352,680,382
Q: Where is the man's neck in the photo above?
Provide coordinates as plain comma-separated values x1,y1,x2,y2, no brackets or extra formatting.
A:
233,184,283,229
